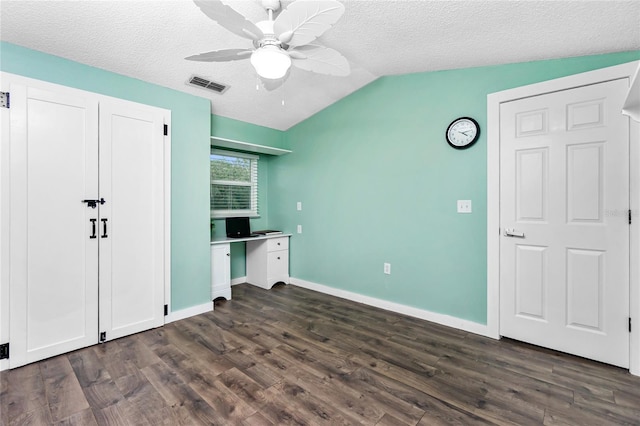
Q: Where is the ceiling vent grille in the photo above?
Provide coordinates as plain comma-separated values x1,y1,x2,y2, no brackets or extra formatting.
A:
187,75,229,94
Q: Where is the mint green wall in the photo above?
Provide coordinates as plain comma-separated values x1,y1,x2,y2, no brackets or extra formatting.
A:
0,42,212,311
6,41,636,322
271,51,640,325
210,114,286,278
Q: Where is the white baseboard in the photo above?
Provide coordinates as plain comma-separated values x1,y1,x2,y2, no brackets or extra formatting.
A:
165,301,213,324
290,278,493,339
231,277,246,286
0,359,7,372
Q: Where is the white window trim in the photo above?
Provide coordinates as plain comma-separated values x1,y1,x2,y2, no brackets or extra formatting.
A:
210,149,259,218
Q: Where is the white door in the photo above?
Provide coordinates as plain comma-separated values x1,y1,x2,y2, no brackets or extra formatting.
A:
499,79,630,367
8,84,99,368
98,99,166,341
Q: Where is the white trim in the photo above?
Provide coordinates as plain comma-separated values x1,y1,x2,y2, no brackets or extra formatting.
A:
630,106,640,376
163,114,172,323
165,302,213,324
231,276,247,286
290,278,492,338
0,75,10,373
487,60,640,376
210,149,259,218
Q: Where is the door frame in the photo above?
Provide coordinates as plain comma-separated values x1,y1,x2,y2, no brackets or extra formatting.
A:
487,60,640,376
0,73,172,371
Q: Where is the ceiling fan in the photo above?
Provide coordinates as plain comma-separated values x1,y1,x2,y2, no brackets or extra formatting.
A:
186,0,350,90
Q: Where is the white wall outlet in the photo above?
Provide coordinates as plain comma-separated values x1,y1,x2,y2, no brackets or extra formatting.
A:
457,200,472,213
384,263,391,275
297,225,302,234
296,201,302,211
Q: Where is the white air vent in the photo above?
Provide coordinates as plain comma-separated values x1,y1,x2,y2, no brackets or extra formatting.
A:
187,75,229,94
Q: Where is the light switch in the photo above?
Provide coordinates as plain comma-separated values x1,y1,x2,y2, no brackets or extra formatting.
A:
457,200,472,213
297,201,302,211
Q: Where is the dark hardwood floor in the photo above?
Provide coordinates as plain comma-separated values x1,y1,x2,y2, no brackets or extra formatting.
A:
2,283,639,425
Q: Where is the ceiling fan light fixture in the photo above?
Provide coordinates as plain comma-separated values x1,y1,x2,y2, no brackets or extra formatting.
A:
250,46,291,80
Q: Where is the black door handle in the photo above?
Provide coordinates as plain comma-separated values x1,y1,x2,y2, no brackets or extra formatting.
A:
89,219,97,239
101,218,108,238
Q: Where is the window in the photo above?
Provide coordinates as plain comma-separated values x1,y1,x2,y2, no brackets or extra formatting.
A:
210,149,258,218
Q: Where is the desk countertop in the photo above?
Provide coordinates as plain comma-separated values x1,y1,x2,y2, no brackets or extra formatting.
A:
211,233,292,245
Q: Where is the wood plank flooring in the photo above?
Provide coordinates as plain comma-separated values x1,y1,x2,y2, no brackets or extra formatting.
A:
2,283,639,425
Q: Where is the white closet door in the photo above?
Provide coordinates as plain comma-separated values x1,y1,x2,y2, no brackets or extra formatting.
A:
9,84,99,368
98,100,166,341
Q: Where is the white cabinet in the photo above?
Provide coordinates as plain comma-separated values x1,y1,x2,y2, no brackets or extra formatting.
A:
246,236,289,289
211,243,231,300
2,74,169,368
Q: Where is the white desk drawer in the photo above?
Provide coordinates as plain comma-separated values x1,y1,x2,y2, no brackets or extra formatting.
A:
267,237,289,252
267,251,289,279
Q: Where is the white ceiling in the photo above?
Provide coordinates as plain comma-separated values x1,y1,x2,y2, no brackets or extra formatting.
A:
2,0,639,130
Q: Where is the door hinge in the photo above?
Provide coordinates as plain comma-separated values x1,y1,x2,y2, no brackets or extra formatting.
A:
163,124,168,136
164,304,168,316
99,332,106,343
0,343,9,359
0,92,9,109
629,209,632,225
630,318,632,333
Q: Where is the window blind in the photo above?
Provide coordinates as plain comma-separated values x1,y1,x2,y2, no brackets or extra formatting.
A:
210,150,258,217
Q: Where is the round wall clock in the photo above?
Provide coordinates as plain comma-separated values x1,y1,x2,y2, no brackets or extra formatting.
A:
446,117,480,149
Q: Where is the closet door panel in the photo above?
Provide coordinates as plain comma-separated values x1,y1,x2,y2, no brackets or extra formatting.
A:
9,84,99,368
98,100,165,341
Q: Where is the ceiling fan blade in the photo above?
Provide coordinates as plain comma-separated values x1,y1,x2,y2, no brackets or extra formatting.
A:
290,45,350,76
274,0,345,47
185,48,253,62
193,0,264,41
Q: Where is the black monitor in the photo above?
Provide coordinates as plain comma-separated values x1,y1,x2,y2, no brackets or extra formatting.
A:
225,216,252,238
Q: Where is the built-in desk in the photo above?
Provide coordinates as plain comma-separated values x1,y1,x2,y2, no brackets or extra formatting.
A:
210,234,291,300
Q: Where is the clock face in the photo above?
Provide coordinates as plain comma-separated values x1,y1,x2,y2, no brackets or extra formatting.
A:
446,117,480,149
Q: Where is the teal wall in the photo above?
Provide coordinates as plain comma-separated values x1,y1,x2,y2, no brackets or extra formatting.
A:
270,51,640,325
210,115,286,278
4,41,638,324
0,42,212,312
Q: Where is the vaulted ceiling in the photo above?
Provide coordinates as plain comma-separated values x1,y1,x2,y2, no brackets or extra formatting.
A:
2,0,639,130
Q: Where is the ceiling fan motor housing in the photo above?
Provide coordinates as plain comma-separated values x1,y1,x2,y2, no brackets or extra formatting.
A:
254,21,283,49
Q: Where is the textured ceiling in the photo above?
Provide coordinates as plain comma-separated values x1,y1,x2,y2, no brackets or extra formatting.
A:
2,0,639,130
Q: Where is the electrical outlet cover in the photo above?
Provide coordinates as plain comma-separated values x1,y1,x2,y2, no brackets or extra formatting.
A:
457,200,472,213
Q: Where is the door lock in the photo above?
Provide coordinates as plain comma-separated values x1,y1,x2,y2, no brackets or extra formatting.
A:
82,198,106,209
